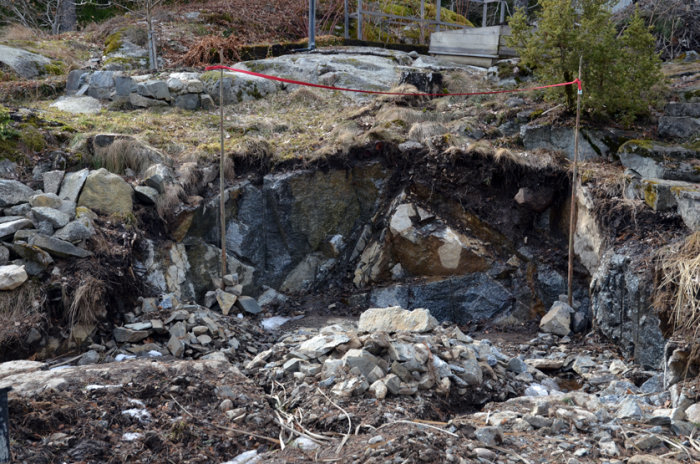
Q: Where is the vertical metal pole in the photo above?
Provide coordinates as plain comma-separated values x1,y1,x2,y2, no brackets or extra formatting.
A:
358,0,363,40
436,0,441,32
482,1,487,27
344,0,349,39
309,0,316,49
219,61,227,284
420,0,425,44
567,57,583,307
499,0,505,24
0,387,9,463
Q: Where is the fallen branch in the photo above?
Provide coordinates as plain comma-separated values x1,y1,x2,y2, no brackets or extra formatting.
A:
376,419,459,437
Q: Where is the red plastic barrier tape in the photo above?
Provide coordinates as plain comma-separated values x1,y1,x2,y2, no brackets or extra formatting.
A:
205,65,582,97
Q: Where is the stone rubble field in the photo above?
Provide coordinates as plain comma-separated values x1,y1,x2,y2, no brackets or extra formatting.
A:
2,304,699,463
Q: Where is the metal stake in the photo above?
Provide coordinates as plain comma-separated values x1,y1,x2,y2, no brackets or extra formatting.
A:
567,56,583,307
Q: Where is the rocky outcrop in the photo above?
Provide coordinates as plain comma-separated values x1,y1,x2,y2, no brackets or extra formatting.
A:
0,44,51,79
520,123,610,161
590,246,666,369
658,102,700,140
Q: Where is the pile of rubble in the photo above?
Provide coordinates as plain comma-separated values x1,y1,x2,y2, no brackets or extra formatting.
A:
244,306,525,404
83,281,272,365
0,174,97,290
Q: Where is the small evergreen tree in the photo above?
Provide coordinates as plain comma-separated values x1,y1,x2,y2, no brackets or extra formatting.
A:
508,0,663,124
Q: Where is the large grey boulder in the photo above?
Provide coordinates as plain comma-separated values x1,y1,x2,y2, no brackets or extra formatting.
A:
358,306,437,333
49,96,102,115
539,301,573,336
675,188,700,231
658,116,700,140
78,168,133,216
0,264,28,290
129,93,169,108
0,179,35,207
297,333,350,359
58,169,90,203
66,69,89,93
0,218,33,239
520,123,607,160
136,80,170,100
618,141,700,183
42,171,65,195
87,71,116,100
29,233,92,258
53,217,95,242
0,44,51,78
31,207,70,228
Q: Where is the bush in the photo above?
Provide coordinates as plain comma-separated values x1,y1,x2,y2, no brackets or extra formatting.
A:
0,105,17,141
508,0,663,125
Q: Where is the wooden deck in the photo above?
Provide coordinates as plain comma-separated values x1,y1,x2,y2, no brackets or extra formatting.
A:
429,25,516,67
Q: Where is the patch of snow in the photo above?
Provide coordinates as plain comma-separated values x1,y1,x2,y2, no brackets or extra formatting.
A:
122,432,143,441
261,316,291,331
115,354,136,362
148,350,163,357
237,313,244,319
220,450,260,464
122,405,151,423
85,384,122,391
524,383,549,397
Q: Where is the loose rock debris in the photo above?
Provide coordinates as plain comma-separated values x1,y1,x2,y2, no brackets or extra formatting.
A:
3,305,700,463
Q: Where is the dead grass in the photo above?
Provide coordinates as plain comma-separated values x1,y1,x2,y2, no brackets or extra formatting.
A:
67,275,106,331
156,183,188,219
0,280,45,346
89,137,155,175
0,24,44,42
654,231,700,337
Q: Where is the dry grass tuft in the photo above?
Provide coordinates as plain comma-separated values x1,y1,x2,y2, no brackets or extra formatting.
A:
0,280,45,346
0,24,44,41
178,161,200,194
287,87,325,105
67,275,106,331
377,84,427,107
654,231,700,337
156,183,187,219
90,137,155,175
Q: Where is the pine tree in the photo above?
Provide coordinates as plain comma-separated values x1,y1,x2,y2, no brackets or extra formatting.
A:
507,1,663,123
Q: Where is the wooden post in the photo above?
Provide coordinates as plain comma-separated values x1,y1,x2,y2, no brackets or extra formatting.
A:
219,56,227,285
344,0,349,39
420,0,425,44
499,0,505,24
482,1,487,27
436,0,441,32
357,0,363,40
567,56,583,307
